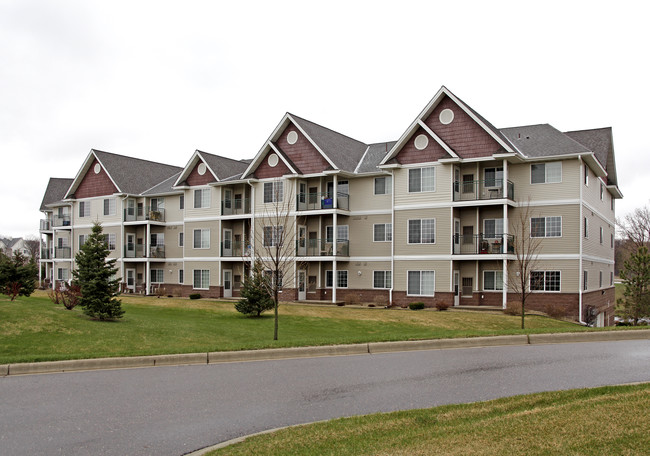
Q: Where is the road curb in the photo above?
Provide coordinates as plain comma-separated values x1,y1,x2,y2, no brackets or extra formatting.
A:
3,329,649,377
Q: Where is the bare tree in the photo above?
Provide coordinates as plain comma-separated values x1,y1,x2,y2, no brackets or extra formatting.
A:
510,201,543,329
23,235,41,261
616,205,650,250
252,179,301,340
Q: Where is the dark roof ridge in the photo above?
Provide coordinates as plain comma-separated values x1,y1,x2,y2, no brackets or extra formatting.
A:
288,113,368,147
92,149,181,169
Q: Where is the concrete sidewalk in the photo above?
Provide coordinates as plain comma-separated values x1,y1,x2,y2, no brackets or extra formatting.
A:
2,329,649,377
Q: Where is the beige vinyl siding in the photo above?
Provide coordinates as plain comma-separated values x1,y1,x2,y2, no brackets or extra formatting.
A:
184,261,220,288
184,186,220,219
582,205,616,258
393,164,452,206
394,207,451,255
582,175,616,223
161,194,184,222
253,179,296,214
161,225,183,259
507,259,580,293
582,260,615,292
393,260,450,293
348,175,392,212
184,221,219,257
335,260,392,289
348,214,392,257
509,204,580,255
508,159,580,203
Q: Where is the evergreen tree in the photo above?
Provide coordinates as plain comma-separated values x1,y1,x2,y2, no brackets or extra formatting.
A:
0,251,37,300
617,246,650,325
235,261,274,317
73,222,124,320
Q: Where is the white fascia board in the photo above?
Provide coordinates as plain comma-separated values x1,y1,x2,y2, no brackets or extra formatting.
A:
286,114,339,171
196,151,221,183
173,150,201,187
65,150,113,199
268,141,298,174
354,146,371,174
607,185,623,199
417,119,458,158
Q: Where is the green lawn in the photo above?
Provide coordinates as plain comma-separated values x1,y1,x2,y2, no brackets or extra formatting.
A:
207,383,650,456
0,291,605,364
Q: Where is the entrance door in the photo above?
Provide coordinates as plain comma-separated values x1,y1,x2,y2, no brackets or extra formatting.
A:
453,271,460,306
298,182,307,211
126,199,136,221
222,229,232,257
298,225,307,256
223,270,232,298
298,270,306,300
453,219,461,254
126,233,135,257
126,269,136,293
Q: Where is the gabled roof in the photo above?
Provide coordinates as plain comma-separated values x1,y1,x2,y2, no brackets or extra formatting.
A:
564,127,618,186
40,177,74,211
173,150,250,186
356,141,397,174
65,149,182,198
499,124,592,158
142,172,183,196
381,86,517,165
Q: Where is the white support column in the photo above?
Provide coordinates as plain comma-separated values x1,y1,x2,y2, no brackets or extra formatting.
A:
503,159,509,309
145,223,151,295
332,211,337,303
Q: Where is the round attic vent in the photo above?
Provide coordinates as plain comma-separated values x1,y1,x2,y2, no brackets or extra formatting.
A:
197,163,207,175
414,134,429,150
268,153,279,167
93,163,101,174
287,131,298,145
439,108,454,125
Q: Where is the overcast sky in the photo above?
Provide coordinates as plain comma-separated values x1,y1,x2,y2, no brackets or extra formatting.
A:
1,0,648,238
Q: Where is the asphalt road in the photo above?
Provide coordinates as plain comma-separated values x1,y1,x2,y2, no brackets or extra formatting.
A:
1,340,649,456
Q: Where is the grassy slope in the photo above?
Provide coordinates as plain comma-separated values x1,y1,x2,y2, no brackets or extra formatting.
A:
208,383,650,456
0,291,606,364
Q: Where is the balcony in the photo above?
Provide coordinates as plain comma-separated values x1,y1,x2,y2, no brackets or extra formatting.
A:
53,215,71,227
296,239,349,257
54,247,71,259
40,219,52,231
453,234,514,255
41,249,52,260
124,206,165,222
221,241,250,257
453,179,514,202
149,245,166,258
221,198,251,216
296,192,349,211
124,243,145,258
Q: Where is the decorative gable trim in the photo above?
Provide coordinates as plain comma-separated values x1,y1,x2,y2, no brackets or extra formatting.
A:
64,149,121,199
173,150,219,187
416,120,458,158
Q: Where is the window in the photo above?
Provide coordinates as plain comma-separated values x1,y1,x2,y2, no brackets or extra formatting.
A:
57,268,68,281
150,233,164,246
179,269,184,284
408,167,435,193
584,217,589,238
103,198,116,216
599,271,603,288
326,270,348,288
374,176,392,195
179,232,184,247
530,271,560,292
600,183,604,200
193,229,210,249
263,181,283,203
407,271,435,296
611,198,615,211
263,226,284,247
584,163,589,186
531,162,561,184
610,271,614,286
531,216,562,238
483,271,503,291
180,195,184,210
600,227,604,244
151,269,164,283
194,188,210,208
103,233,116,250
264,270,284,289
150,198,164,211
611,233,614,249
78,234,86,247
193,269,210,289
326,225,349,242
79,201,90,217
484,167,503,187
408,219,435,244
373,271,392,289
583,270,588,291
373,223,392,242
484,219,504,238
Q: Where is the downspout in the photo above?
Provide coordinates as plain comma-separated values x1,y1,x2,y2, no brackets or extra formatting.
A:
578,156,585,324
502,159,508,309
332,175,338,303
389,169,395,306
247,180,255,272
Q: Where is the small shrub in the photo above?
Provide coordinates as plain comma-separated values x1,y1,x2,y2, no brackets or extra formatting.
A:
189,293,201,300
409,302,425,310
368,303,375,307
435,301,450,311
504,301,522,316
235,265,273,317
545,302,566,319
336,302,345,306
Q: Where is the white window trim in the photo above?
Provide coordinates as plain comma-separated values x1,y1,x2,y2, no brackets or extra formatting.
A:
325,225,349,242
150,269,164,283
531,161,562,185
373,223,392,242
530,270,561,293
406,270,435,296
373,270,392,289
193,269,210,290
263,181,284,204
407,219,436,244
193,229,210,249
407,167,436,193
325,270,348,289
193,188,211,209
530,216,562,238
374,176,392,195
482,270,504,291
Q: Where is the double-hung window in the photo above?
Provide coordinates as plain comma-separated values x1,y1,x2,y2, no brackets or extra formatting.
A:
194,189,210,208
408,219,435,244
407,271,435,296
530,271,560,292
373,223,392,242
79,201,90,217
373,271,391,289
263,181,283,203
531,162,561,184
326,270,348,288
484,219,504,239
263,226,284,247
193,229,210,249
483,270,503,291
78,234,86,247
104,233,116,250
103,198,116,216
408,167,435,193
531,216,562,238
193,270,210,289
150,269,164,283
484,167,503,187
374,176,392,195
326,225,349,242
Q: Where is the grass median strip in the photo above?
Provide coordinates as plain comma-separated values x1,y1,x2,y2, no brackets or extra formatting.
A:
205,383,650,456
0,291,597,364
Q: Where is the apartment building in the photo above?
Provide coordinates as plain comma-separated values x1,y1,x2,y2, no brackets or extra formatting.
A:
39,86,621,325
